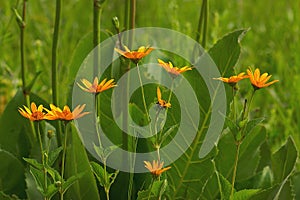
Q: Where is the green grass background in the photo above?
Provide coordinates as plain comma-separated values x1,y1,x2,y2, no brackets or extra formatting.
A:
0,0,299,155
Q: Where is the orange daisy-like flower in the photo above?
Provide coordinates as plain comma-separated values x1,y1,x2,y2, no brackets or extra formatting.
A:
213,72,249,86
18,102,46,121
247,68,279,90
115,45,154,64
158,59,192,78
44,104,89,121
144,160,171,177
157,87,171,109
77,77,117,94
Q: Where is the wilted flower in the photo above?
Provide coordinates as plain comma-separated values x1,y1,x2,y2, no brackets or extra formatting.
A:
247,68,279,90
18,102,46,121
158,59,192,78
77,77,117,94
156,87,171,109
115,45,153,64
144,160,171,177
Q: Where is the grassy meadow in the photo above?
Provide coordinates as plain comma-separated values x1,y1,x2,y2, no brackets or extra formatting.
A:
0,0,300,199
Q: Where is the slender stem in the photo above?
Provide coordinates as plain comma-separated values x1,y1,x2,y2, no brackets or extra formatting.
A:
95,95,103,149
230,141,241,199
60,122,68,200
93,0,103,77
18,1,37,143
124,0,130,30
202,0,208,48
37,122,47,200
20,0,26,91
136,63,149,120
52,0,61,106
232,86,236,123
52,0,62,147
147,178,155,200
130,0,136,30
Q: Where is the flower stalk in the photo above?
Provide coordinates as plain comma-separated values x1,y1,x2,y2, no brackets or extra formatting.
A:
52,0,62,147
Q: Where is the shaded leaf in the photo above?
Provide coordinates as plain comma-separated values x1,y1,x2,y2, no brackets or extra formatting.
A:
0,150,26,198
233,189,260,200
64,124,100,200
271,136,298,184
47,146,63,167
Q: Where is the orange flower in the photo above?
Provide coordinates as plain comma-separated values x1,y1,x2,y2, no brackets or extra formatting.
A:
157,87,171,109
114,45,154,64
45,104,89,121
213,72,249,86
144,160,171,177
247,68,279,90
77,77,117,94
158,59,192,78
18,102,46,121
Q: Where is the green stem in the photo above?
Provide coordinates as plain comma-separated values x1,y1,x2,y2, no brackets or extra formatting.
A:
202,0,208,48
232,86,237,123
20,0,26,91
93,0,103,77
52,0,62,147
37,122,47,200
60,122,68,200
52,0,61,106
95,95,103,149
230,141,241,199
18,1,37,143
136,63,150,121
147,178,155,200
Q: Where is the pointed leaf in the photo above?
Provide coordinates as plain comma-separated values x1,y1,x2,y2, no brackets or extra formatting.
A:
64,124,100,199
244,118,265,138
233,189,260,200
0,150,26,198
271,136,298,183
47,146,63,167
23,158,43,170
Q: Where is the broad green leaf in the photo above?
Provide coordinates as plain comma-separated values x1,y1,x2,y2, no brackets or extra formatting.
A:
236,166,273,190
90,161,106,187
67,32,93,84
29,166,46,194
201,126,266,199
25,170,43,200
62,172,86,194
233,189,260,200
216,126,266,182
0,150,26,198
208,29,248,77
167,29,247,199
44,183,59,199
237,126,267,179
137,180,168,200
271,136,298,184
23,158,43,170
129,103,149,127
64,124,100,200
208,29,248,108
243,118,265,138
0,90,47,160
292,172,300,200
219,173,232,200
47,146,63,167
249,180,295,200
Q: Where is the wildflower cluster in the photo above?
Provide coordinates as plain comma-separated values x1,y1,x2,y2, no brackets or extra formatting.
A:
214,68,279,90
19,102,89,122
